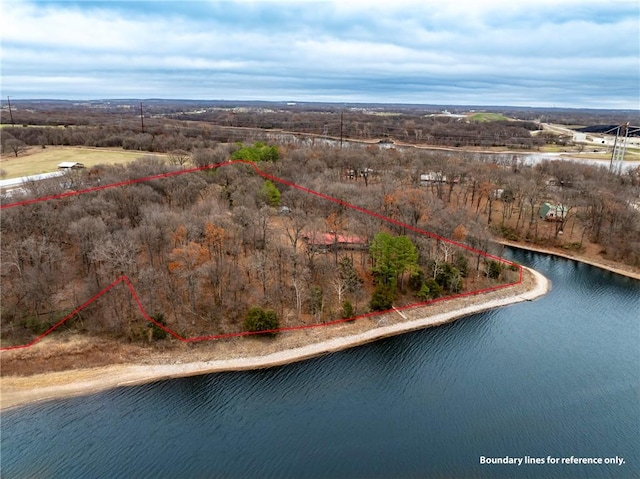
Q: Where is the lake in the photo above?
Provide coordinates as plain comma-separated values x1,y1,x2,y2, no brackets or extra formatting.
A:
1,249,639,478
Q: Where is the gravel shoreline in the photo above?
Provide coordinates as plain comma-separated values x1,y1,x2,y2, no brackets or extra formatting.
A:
497,240,640,280
0,267,549,410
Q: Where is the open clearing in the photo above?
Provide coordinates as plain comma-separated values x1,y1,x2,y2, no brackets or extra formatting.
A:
467,112,511,122
0,146,159,179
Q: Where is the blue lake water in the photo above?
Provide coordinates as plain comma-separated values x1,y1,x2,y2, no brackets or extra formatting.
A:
2,249,639,478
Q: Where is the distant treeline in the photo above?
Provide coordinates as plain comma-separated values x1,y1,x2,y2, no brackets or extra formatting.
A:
2,117,543,152
2,134,639,347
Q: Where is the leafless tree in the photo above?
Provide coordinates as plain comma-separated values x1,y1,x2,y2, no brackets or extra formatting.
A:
3,138,28,157
168,149,191,166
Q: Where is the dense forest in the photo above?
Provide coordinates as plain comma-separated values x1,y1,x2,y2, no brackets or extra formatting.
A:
1,149,521,346
1,102,639,347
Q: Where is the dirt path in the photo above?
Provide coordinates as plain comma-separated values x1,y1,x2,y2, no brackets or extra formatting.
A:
0,268,548,410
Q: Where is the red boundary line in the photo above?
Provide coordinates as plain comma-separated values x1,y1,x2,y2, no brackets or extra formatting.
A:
0,160,522,351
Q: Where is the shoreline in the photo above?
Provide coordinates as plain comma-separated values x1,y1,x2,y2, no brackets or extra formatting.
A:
1,267,548,411
496,240,640,280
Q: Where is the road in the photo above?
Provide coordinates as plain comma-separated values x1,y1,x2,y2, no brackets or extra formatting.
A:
0,171,64,190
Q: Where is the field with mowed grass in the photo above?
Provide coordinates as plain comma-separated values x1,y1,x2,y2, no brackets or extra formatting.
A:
467,112,511,122
0,146,161,179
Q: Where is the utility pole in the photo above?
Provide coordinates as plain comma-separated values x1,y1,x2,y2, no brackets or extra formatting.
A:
339,110,344,149
608,122,640,174
6,96,15,126
140,102,145,133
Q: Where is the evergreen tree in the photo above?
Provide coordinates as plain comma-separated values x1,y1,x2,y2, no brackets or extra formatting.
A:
338,256,362,293
341,300,355,319
260,180,281,207
369,284,394,312
244,307,279,335
369,232,419,292
149,313,168,340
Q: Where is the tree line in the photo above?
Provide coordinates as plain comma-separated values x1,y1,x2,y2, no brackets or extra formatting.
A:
1,107,639,346
1,101,565,158
1,145,526,346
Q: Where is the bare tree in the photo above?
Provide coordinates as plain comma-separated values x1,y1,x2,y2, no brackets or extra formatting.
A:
168,149,191,166
282,207,307,252
3,138,28,157
90,231,139,286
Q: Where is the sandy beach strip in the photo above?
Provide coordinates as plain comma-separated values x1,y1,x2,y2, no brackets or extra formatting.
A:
0,267,548,411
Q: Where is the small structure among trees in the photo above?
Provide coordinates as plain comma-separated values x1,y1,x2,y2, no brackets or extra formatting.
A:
539,202,567,221
303,232,367,253
57,161,85,170
420,172,447,185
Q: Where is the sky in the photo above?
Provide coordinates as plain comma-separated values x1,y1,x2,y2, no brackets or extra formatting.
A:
1,0,639,109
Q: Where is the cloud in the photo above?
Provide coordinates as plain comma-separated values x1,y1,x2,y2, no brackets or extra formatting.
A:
1,0,638,108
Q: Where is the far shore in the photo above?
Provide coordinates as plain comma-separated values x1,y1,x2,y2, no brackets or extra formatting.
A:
496,240,640,280
1,267,549,411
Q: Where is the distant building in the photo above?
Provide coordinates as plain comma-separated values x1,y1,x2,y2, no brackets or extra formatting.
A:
546,177,574,188
420,172,447,185
344,167,376,182
303,232,367,253
278,206,292,216
57,162,85,170
539,202,567,221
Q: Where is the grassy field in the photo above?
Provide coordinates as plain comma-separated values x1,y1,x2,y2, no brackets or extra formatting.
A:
625,147,640,158
0,146,160,179
538,145,575,153
467,112,511,122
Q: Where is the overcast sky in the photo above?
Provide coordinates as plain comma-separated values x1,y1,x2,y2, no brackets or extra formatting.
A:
1,0,639,108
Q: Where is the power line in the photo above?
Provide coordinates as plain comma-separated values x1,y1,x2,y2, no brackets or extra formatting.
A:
140,102,145,133
609,123,640,174
6,96,15,126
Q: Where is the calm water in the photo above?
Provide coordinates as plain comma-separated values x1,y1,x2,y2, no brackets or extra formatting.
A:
2,250,639,479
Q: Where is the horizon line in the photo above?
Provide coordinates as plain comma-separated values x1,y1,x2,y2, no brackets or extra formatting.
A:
3,97,640,113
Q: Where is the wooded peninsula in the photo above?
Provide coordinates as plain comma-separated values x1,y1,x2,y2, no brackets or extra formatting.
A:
1,101,638,371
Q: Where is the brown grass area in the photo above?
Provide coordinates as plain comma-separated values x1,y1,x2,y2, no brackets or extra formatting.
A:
0,335,151,377
0,146,160,178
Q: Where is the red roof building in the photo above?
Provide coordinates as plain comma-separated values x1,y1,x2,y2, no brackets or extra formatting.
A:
303,232,367,252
